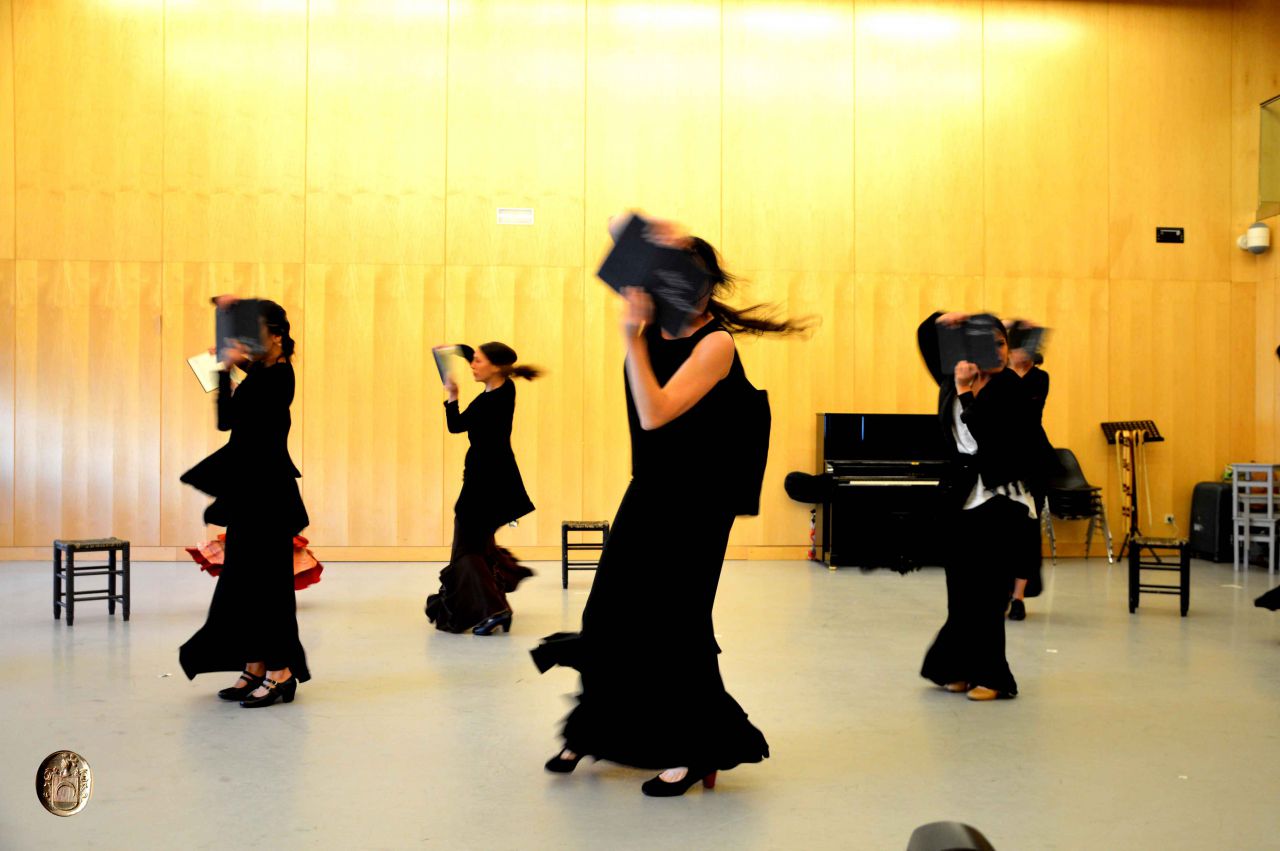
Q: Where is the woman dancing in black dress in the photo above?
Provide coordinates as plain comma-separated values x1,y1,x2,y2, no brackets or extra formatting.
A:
426,343,539,636
179,297,310,708
533,216,806,797
916,311,1054,701
1007,325,1050,621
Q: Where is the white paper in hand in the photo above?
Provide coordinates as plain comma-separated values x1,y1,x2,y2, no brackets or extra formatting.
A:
187,351,223,393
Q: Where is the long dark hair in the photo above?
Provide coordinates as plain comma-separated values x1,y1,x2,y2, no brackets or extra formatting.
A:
479,341,541,380
258,300,296,362
687,237,813,336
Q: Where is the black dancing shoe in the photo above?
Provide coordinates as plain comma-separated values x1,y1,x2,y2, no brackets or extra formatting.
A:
239,676,297,708
1008,598,1026,621
472,610,513,635
217,670,265,701
641,768,717,797
544,749,588,773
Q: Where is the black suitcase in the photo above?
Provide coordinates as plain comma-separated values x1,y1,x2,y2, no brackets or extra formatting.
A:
1189,481,1232,562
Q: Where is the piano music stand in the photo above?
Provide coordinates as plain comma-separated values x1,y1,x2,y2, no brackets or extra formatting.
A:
1100,420,1163,557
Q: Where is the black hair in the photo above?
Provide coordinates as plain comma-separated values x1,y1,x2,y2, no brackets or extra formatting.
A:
687,237,814,336
479,341,542,380
258,300,296,362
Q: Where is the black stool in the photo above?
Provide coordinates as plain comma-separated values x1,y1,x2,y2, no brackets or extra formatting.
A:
1128,535,1189,616
53,538,131,626
561,521,609,589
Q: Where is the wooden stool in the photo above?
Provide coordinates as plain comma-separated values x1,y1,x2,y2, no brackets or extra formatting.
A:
561,521,609,589
1128,535,1189,616
53,538,131,626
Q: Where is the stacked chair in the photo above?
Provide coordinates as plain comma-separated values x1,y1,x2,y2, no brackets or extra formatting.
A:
1043,448,1114,564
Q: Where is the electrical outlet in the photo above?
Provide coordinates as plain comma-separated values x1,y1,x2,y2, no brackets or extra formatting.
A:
1164,514,1175,525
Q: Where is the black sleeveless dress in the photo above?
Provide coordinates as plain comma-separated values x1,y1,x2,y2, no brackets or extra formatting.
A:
533,319,770,771
178,362,311,682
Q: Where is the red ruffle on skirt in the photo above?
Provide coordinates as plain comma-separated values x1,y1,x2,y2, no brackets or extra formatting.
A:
185,533,323,591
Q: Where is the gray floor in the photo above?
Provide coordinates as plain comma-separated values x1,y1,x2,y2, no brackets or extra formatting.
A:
3,555,1280,850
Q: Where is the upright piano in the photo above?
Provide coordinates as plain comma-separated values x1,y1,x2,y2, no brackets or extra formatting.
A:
816,413,951,570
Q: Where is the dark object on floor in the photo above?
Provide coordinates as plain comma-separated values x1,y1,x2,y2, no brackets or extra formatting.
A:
1255,586,1280,610
53,538,131,626
1189,481,1232,563
1128,535,1190,616
561,520,609,589
907,821,996,851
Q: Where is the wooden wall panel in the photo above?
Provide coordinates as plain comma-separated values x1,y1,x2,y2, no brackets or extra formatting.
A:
0,0,13,260
14,0,162,261
446,0,584,268
854,0,984,276
730,271,855,547
301,266,445,546
1230,0,1280,283
849,274,985,412
1109,2,1232,283
15,262,161,545
306,0,448,266
582,0,722,524
164,0,307,263
159,264,304,546
443,267,584,547
0,263,12,544
722,0,855,273
584,0,722,267
1255,279,1277,463
1108,280,1236,536
983,1,1108,279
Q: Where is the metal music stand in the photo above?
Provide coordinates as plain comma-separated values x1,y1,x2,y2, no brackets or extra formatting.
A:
1101,420,1164,557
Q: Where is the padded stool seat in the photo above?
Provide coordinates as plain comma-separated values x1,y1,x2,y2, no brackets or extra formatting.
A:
53,538,131,626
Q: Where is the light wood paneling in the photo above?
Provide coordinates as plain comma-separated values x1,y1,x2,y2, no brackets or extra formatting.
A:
446,0,584,267
301,266,446,546
1230,0,1280,283
443,266,584,547
581,0,722,523
584,0,722,269
849,273,986,412
306,0,448,266
985,277,1110,542
15,262,161,545
0,0,13,260
1108,279,1237,535
722,0,855,272
0,263,12,544
983,1,1108,279
159,264,304,546
854,0,984,276
1109,2,1232,282
14,0,163,261
580,280,632,526
730,271,854,546
164,0,307,263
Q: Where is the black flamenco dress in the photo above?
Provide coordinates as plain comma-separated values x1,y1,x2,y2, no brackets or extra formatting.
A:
426,379,535,633
532,319,771,772
178,363,311,682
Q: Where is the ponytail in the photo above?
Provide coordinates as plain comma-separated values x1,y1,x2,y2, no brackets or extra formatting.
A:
479,341,542,380
689,237,815,337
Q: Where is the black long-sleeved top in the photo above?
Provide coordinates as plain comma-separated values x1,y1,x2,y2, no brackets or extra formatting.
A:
445,379,534,528
917,313,1056,508
180,362,308,533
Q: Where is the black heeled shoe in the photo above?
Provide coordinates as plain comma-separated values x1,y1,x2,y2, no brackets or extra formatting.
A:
641,768,717,797
239,676,297,708
472,610,513,636
217,670,265,701
545,749,588,773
